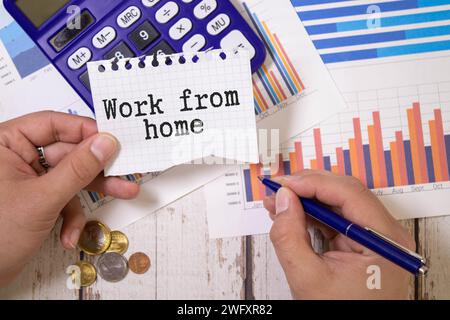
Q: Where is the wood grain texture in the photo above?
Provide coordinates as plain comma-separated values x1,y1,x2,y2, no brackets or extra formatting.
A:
417,216,450,300
83,188,246,300
154,188,245,300
0,221,79,300
399,219,417,300
251,234,291,300
251,228,326,300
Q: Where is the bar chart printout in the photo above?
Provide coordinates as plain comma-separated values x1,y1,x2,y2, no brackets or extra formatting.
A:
244,103,450,202
291,0,450,64
242,1,306,116
205,1,450,239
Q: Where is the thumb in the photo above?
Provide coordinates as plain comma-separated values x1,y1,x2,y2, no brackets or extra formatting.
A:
270,187,327,287
40,133,118,208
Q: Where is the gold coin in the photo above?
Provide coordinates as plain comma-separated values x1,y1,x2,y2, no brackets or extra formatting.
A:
106,231,129,255
78,221,111,255
76,261,97,287
128,252,151,274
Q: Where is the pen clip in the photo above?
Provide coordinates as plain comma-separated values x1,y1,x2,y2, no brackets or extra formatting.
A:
364,227,427,265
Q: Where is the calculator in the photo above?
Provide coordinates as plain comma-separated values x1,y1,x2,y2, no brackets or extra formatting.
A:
4,0,266,113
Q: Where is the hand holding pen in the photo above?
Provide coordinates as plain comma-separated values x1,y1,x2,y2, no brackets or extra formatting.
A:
262,170,419,300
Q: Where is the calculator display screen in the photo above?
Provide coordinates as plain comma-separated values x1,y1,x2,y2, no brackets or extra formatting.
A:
16,0,69,28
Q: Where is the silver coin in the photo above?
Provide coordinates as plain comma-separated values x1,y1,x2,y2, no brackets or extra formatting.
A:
96,252,128,282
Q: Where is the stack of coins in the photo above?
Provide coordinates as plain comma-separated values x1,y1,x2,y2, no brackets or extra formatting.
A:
67,221,151,288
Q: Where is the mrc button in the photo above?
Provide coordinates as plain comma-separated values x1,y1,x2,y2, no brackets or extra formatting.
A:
117,6,141,28
67,47,92,70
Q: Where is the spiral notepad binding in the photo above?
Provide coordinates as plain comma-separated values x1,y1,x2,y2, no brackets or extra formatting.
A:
94,49,248,73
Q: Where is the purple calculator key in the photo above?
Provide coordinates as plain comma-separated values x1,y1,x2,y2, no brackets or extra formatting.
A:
194,0,218,20
103,41,135,60
128,21,160,51
79,71,91,91
147,40,175,56
155,2,180,24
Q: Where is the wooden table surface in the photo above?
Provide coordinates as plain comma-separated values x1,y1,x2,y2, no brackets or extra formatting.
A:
0,187,449,300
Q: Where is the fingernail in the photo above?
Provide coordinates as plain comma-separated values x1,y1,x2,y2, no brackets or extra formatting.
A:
276,187,290,215
69,229,80,249
90,134,117,162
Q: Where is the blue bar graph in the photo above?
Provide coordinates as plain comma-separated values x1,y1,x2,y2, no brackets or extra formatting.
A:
324,156,332,171
385,151,394,187
426,146,436,183
284,161,291,175
404,141,416,185
314,25,450,49
306,10,450,35
244,169,253,202
290,0,450,63
343,149,352,176
297,0,449,21
322,39,450,64
364,145,374,189
291,0,352,5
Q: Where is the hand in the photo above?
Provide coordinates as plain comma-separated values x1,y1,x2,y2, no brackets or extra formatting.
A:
263,170,415,300
0,111,139,286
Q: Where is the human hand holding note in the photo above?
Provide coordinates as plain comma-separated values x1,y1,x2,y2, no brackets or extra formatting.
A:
88,50,258,176
0,112,139,287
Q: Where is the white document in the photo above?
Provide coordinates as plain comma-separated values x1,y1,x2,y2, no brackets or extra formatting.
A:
206,0,450,238
88,50,258,175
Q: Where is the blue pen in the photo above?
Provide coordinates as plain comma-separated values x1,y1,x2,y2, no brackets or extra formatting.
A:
258,177,428,276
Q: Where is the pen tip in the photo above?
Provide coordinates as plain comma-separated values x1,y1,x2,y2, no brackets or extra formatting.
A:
257,176,264,182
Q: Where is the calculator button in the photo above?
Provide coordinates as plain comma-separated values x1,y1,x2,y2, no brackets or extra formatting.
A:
92,26,117,49
155,2,179,24
67,47,92,70
182,0,194,3
193,0,218,20
128,21,160,51
79,71,91,91
207,14,231,36
148,41,175,56
104,42,136,60
183,34,206,52
220,30,256,59
169,18,193,40
142,0,161,7
117,6,142,28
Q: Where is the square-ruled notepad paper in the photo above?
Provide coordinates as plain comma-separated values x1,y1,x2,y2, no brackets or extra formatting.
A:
88,50,258,176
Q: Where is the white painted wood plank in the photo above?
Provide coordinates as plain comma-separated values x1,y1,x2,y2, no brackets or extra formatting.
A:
155,188,245,300
399,219,417,300
418,216,450,299
251,228,325,300
251,234,291,300
0,221,79,300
